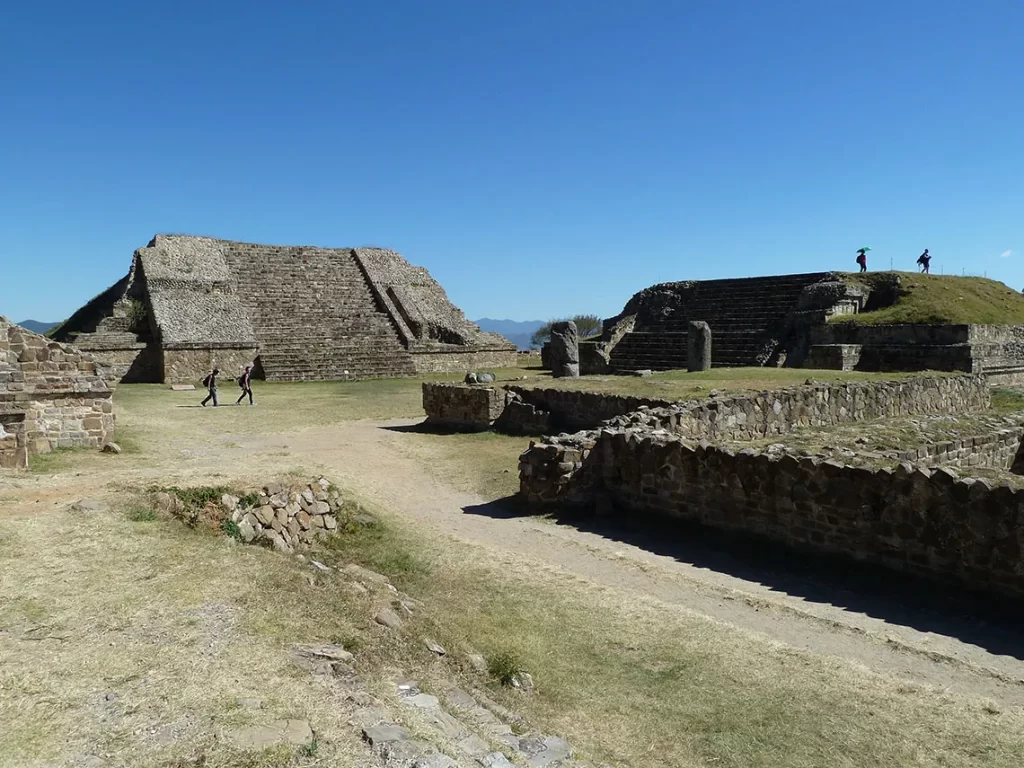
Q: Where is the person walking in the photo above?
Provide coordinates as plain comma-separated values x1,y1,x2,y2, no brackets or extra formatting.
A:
201,368,220,407
856,248,869,273
917,249,931,274
235,364,256,406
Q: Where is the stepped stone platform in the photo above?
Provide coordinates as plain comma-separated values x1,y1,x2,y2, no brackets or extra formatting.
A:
573,271,1024,379
601,272,847,372
55,235,517,383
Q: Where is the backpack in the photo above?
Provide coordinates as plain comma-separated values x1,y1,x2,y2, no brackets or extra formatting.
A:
237,374,247,388
202,374,212,388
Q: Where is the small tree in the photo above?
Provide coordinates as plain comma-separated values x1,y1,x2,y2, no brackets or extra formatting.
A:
530,314,602,348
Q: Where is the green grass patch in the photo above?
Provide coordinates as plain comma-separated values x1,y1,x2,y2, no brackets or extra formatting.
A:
833,271,1024,325
28,447,85,474
990,388,1024,414
153,484,233,508
515,367,925,402
125,506,158,522
321,501,428,583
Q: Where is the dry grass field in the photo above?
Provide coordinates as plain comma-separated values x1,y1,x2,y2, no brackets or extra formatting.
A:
2,367,1023,767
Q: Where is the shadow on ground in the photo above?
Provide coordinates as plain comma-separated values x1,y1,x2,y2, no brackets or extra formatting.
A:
463,496,1024,661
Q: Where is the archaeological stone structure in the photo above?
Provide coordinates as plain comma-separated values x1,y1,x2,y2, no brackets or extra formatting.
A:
0,317,115,469
54,235,517,383
565,271,1024,380
515,373,1024,598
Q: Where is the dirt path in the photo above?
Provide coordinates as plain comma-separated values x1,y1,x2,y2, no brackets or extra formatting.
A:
245,418,1024,706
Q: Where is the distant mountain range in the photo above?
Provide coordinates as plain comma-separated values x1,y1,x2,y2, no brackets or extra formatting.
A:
16,320,59,334
474,318,545,350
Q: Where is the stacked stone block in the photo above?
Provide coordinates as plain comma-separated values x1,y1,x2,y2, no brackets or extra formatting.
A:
232,479,341,553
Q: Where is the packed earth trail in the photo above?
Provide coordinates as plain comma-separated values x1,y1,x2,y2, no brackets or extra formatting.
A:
247,418,1024,706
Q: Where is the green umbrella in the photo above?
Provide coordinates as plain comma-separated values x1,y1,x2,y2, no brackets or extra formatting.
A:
857,246,872,254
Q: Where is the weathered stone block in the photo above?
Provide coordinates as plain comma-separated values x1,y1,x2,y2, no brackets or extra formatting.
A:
549,321,579,378
687,321,711,372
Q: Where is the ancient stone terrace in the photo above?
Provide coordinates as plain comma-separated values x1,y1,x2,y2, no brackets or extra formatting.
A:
517,373,1024,598
57,235,517,383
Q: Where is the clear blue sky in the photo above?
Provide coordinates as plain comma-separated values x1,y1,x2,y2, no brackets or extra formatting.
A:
2,1,1022,323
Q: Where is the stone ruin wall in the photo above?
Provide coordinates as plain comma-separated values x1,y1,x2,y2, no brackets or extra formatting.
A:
520,429,1024,598
422,382,680,434
0,318,115,468
155,477,342,555
423,374,990,439
808,323,1024,382
514,374,1024,597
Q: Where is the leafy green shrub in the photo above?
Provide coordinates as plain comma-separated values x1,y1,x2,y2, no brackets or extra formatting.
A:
487,651,525,686
221,519,243,541
237,491,260,509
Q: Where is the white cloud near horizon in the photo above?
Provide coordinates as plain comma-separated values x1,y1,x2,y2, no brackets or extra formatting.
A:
1000,249,1014,258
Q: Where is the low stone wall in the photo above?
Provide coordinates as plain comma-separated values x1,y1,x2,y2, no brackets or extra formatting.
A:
605,374,989,442
420,381,679,433
566,430,1024,597
512,387,675,431
410,348,520,374
163,346,259,385
889,427,1024,471
155,477,343,554
809,323,1024,375
422,383,507,430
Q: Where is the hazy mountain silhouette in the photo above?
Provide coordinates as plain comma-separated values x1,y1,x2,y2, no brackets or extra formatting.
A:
16,320,59,334
475,318,545,350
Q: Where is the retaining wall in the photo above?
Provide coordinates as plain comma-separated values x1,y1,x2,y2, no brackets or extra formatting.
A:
605,374,990,442
420,381,679,433
574,431,1024,597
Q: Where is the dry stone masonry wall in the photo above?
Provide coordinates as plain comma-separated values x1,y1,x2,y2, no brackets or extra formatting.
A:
0,317,115,468
155,477,343,554
598,432,1024,597
517,374,1024,596
605,374,990,442
421,381,681,434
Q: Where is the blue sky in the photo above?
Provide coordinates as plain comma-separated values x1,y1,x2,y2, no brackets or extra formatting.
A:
2,1,1021,323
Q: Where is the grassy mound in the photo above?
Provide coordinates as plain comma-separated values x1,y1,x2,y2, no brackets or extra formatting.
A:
831,272,1024,325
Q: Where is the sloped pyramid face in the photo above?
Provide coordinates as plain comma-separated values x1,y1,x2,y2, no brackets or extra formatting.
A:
56,235,517,382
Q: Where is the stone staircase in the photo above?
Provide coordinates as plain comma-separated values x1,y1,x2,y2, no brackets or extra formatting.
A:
610,273,827,371
222,246,416,381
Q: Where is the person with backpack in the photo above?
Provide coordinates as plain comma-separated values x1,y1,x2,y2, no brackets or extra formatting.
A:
201,368,220,407
235,364,256,406
855,248,868,273
917,249,931,274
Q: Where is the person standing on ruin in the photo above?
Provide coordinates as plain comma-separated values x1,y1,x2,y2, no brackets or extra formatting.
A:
201,368,220,407
917,249,931,274
236,364,256,406
855,248,868,273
